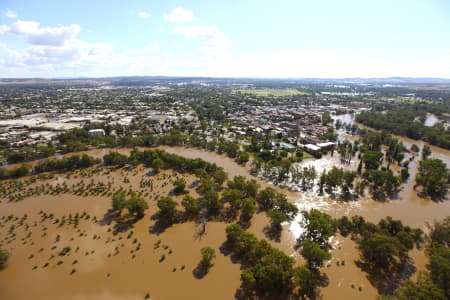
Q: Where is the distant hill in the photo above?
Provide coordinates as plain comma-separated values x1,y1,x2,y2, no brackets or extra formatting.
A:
0,76,449,87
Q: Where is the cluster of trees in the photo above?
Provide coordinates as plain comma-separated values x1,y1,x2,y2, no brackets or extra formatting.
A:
356,109,450,149
255,186,298,236
225,223,297,296
226,209,335,298
297,209,334,292
363,168,401,199
290,165,317,190
34,154,100,173
382,217,449,300
2,143,56,164
319,167,357,198
336,216,423,272
111,190,149,218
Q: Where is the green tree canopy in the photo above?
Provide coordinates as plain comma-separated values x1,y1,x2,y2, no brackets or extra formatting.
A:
300,240,331,269
415,159,449,198
157,196,178,225
301,209,335,246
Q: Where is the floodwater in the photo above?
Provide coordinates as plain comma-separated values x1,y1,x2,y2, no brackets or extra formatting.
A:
0,168,245,300
1,126,449,299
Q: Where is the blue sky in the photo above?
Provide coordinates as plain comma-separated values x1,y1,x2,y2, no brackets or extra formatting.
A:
0,0,449,78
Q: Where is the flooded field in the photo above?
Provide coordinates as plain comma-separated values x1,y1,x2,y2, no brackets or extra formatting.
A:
0,127,448,299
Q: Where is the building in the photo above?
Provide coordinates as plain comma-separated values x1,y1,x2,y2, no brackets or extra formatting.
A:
88,129,106,137
317,142,336,151
304,144,321,154
279,142,297,152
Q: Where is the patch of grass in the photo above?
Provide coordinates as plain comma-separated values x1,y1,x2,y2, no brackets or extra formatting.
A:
236,88,308,97
302,152,315,160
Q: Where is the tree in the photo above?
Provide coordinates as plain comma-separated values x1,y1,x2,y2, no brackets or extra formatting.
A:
397,271,446,300
212,168,227,186
253,249,295,293
126,193,149,218
429,217,450,246
181,195,200,219
300,240,331,269
199,246,216,271
422,145,432,160
301,209,335,246
223,188,245,210
256,187,276,211
358,233,407,270
321,112,332,125
415,159,449,198
240,269,256,296
267,210,287,233
293,266,319,298
151,158,164,172
157,196,178,225
237,151,250,165
173,178,187,195
341,170,357,196
0,247,10,269
240,197,256,222
202,189,222,216
112,190,127,212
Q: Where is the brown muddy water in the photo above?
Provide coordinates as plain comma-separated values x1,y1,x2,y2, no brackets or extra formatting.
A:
0,139,448,300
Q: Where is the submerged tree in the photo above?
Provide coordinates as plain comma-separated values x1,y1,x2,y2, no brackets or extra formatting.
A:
0,247,10,269
157,196,178,225
126,193,149,218
199,246,216,271
397,271,446,300
415,158,449,198
300,240,331,269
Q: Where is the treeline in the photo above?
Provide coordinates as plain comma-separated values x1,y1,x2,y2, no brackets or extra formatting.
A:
107,149,226,181
0,164,30,180
0,154,100,181
356,109,450,149
34,154,100,173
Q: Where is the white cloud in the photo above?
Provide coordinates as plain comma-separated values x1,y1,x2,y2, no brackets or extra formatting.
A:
0,25,9,35
138,11,151,19
0,19,173,77
164,7,193,23
173,25,231,57
8,20,80,46
5,9,17,19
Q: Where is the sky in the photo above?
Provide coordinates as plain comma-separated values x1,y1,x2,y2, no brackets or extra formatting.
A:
0,0,449,78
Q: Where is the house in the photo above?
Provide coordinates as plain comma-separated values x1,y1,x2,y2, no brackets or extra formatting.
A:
317,142,336,151
88,129,106,137
279,142,297,152
304,144,321,154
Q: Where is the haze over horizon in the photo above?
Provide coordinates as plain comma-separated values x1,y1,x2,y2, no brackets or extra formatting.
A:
0,0,449,79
